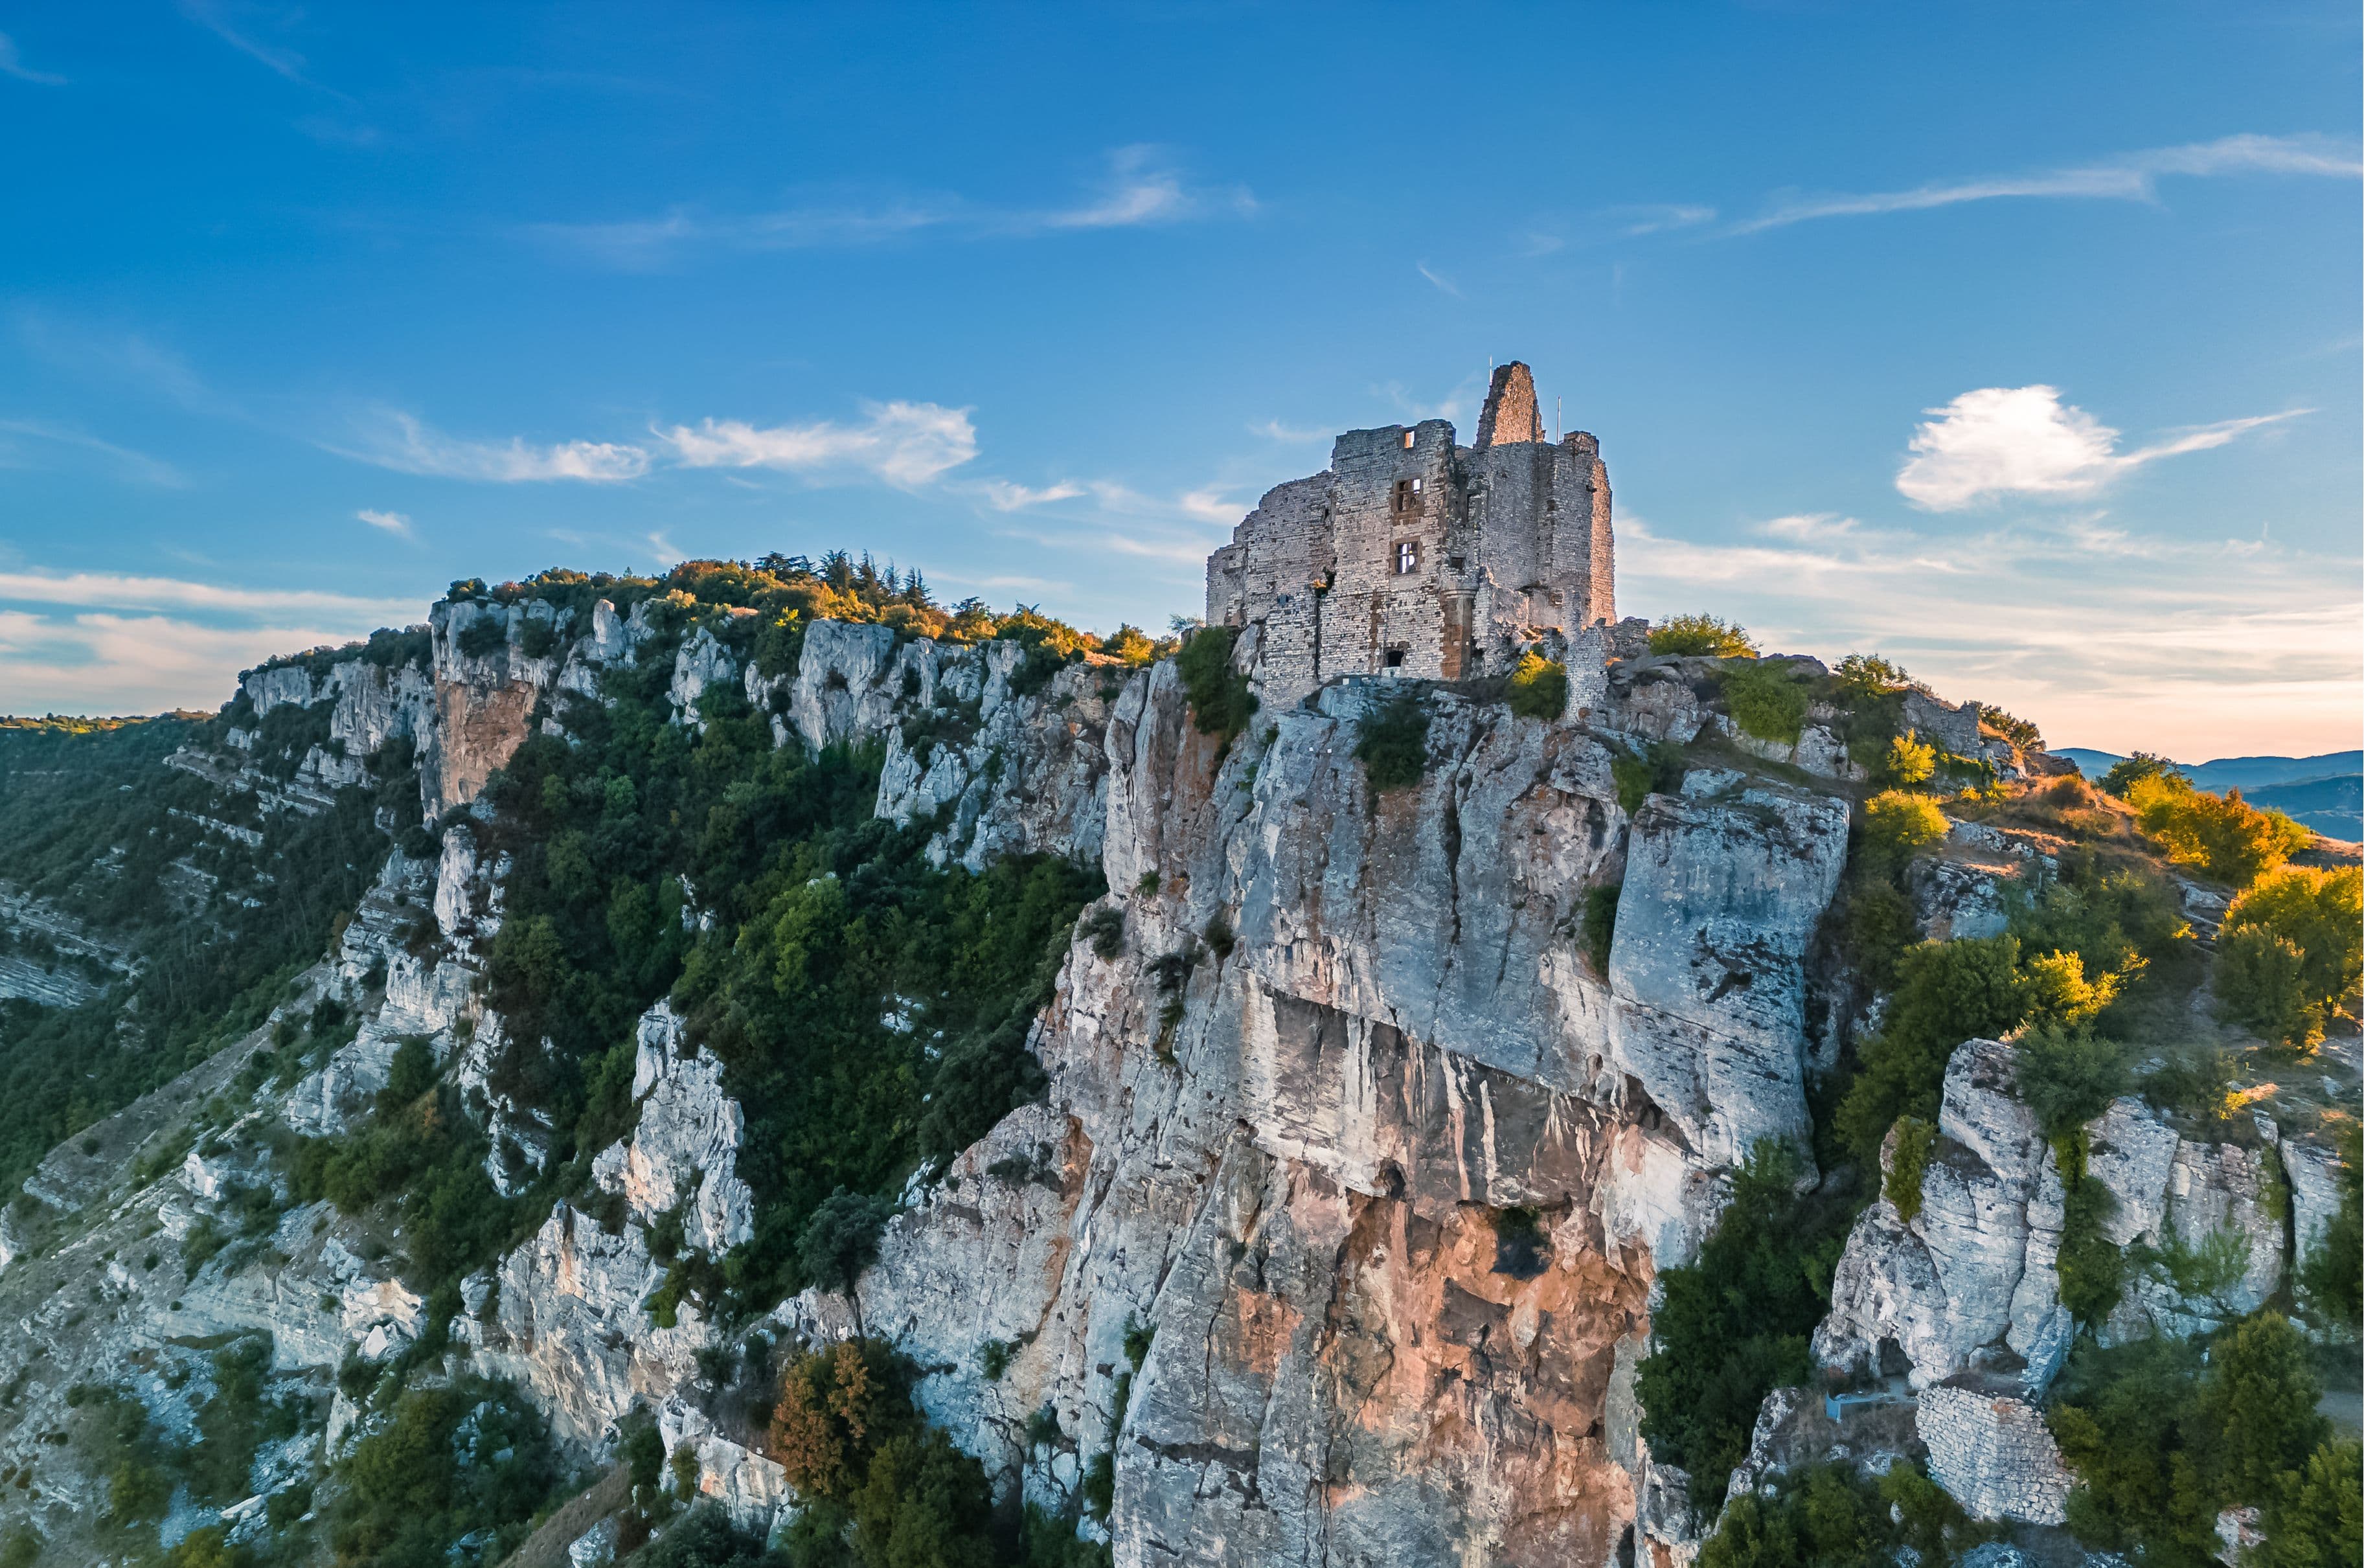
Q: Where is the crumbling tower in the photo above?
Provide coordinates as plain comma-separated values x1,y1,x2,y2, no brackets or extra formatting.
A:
1204,360,1615,704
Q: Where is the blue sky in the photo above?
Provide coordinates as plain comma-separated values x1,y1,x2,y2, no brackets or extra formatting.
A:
1,2,2357,758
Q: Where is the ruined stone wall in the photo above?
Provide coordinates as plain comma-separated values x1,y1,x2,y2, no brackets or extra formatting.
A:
1206,363,1616,706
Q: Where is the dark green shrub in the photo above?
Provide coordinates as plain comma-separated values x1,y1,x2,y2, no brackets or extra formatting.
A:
518,619,560,660
1834,935,2029,1168
328,1376,560,1567
1080,906,1124,961
1636,1142,1856,1488
1505,653,1567,720
1175,627,1256,747
1580,883,1619,974
1611,740,1686,815
796,1188,894,1296
1353,696,1429,792
455,614,508,659
2014,1023,2133,1139
1697,1461,1978,1568
2216,926,2319,1047
1885,1116,1933,1223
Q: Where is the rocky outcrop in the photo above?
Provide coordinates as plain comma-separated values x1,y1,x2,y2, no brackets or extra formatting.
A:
765,648,1861,1565
2089,1098,2287,1339
1813,1039,2073,1397
1608,775,1850,1168
588,1006,754,1256
424,598,560,819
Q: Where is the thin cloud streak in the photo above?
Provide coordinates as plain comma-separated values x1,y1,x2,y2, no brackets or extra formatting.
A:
1729,133,2361,234
0,32,65,85
0,569,420,622
524,145,1254,269
0,419,186,486
328,408,652,483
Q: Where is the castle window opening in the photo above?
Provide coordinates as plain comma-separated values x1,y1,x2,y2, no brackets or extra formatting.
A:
1411,477,1423,493
1447,555,1464,573
1394,541,1420,574
1391,479,1416,514
1384,648,1407,669
1400,430,1415,449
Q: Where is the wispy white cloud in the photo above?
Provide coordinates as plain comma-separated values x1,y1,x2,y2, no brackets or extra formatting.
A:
1616,203,1716,237
0,31,65,85
658,401,977,487
176,0,308,83
524,146,1253,269
1251,420,1330,443
329,407,652,483
1731,133,2360,234
1619,512,2361,759
14,313,245,419
1895,385,2304,510
1415,262,1462,298
972,479,1087,512
356,507,416,541
0,569,416,622
0,420,185,486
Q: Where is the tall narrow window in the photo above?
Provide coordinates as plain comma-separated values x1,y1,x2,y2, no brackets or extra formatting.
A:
1394,541,1419,574
1392,478,1415,514
1401,430,1415,449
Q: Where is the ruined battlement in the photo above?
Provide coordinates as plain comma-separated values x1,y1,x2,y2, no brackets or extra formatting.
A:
1205,361,1613,704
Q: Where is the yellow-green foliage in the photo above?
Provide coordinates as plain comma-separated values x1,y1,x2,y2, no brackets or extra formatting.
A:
2020,949,2129,1029
2124,773,2310,887
1881,729,1937,788
1505,653,1568,720
1719,662,1809,745
1861,790,1948,869
1650,613,1758,658
2217,926,2322,1049
2225,865,2361,1010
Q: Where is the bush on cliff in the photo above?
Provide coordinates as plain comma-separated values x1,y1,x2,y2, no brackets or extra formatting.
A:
1175,625,1256,748
2123,772,2309,888
1505,652,1567,720
1636,1142,1856,1489
1719,661,1810,747
329,1376,562,1568
1611,740,1686,815
1833,935,2029,1169
1697,1460,1979,1568
1858,790,1947,874
2218,865,2361,1046
1354,696,1430,793
1650,613,1758,658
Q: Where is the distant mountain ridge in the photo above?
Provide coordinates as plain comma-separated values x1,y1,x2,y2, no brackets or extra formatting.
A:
2054,747,2363,841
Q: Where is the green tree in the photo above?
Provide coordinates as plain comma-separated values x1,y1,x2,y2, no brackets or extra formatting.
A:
1636,1144,1854,1487
1835,936,2029,1166
1720,662,1809,746
2197,1313,2328,1505
1353,696,1430,792
2014,1023,2132,1140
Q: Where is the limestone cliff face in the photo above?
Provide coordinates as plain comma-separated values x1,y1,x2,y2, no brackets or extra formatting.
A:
760,633,1855,1565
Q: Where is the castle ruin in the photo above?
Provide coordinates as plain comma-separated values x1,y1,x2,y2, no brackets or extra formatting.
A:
1205,361,1615,704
